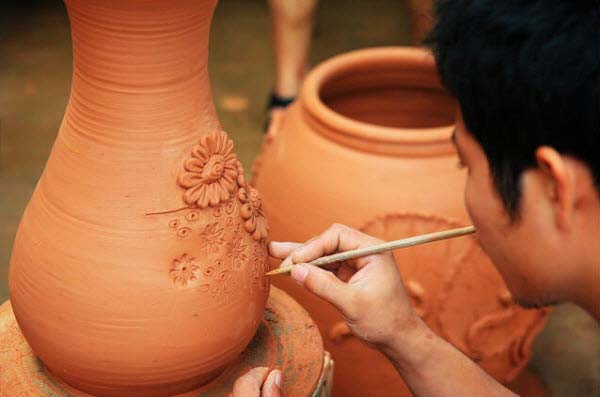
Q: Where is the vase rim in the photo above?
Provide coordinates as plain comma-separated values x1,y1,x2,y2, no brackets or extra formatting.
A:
300,46,457,157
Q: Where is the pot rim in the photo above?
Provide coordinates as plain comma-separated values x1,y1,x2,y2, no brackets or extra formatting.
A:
299,46,456,157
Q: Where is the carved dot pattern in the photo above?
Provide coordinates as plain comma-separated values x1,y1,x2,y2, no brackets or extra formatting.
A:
213,206,222,218
225,200,235,215
177,227,192,238
169,219,181,229
204,267,215,277
185,210,200,222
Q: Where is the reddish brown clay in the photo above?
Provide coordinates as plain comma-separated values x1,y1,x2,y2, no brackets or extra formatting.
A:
0,288,325,397
8,1,271,396
253,47,550,397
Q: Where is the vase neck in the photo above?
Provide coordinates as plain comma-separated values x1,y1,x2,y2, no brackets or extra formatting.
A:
63,0,219,146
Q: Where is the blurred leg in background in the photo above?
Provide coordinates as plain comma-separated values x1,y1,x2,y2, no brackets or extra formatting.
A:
404,0,434,44
267,0,318,123
266,0,433,129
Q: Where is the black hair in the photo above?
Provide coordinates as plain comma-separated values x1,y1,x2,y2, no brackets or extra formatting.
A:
427,0,600,216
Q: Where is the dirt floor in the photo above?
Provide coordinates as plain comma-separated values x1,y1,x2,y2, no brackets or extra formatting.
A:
0,1,598,396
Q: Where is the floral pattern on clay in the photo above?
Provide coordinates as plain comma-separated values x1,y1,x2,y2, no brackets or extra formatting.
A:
198,222,225,254
203,260,234,301
236,160,247,188
179,130,239,208
227,234,248,269
237,185,269,241
170,254,200,287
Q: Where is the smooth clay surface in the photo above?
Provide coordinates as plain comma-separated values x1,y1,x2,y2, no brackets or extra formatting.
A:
0,288,325,397
8,1,271,396
253,47,551,397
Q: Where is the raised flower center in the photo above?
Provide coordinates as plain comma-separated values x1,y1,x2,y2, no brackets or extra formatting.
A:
202,155,226,183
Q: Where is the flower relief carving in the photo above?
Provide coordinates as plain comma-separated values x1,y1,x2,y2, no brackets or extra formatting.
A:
227,232,248,270
198,222,225,254
179,130,240,208
237,185,269,241
170,254,200,286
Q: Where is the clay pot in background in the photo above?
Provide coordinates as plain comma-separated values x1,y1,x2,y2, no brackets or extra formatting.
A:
253,47,550,397
8,1,269,396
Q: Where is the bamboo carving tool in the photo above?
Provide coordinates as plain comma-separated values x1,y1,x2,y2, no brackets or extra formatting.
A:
266,225,476,276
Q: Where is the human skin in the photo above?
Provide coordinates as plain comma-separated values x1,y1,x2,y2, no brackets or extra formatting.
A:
230,368,282,397
263,109,600,395
268,0,317,98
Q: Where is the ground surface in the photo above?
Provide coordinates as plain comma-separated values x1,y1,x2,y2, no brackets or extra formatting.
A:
0,1,598,396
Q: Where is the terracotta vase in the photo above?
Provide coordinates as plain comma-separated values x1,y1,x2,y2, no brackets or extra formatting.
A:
8,1,270,396
253,47,550,397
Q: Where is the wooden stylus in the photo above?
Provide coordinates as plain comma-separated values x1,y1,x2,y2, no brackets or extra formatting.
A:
265,225,476,276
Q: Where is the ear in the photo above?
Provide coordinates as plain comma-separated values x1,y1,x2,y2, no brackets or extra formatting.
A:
535,146,574,230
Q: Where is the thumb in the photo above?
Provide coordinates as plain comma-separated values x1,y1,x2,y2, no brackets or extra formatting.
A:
261,369,282,397
292,264,354,314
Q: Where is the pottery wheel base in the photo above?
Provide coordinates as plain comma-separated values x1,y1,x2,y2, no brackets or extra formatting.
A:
0,287,332,397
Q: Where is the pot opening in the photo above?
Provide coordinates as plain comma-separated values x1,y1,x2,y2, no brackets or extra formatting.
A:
319,66,456,129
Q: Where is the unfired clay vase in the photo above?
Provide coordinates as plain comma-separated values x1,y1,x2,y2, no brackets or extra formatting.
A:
253,47,550,397
8,1,270,396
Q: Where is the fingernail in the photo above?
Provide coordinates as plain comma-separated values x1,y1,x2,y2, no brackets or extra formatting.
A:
280,257,293,269
274,370,282,387
291,264,309,285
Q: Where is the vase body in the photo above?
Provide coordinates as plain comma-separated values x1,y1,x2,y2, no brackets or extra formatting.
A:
8,1,270,396
253,47,550,397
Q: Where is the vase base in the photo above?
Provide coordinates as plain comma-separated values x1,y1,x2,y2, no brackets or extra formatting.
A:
0,287,332,397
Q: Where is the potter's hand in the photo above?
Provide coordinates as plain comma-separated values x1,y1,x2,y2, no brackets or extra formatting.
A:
231,367,282,397
270,224,518,397
269,223,420,348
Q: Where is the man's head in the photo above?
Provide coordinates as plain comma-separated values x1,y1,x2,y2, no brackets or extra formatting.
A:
427,0,600,308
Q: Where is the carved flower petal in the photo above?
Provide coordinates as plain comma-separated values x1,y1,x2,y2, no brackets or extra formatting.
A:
191,144,209,162
238,188,249,203
199,185,211,208
223,165,238,177
179,171,203,189
200,133,214,154
222,138,234,156
221,173,235,188
208,184,221,207
237,173,247,188
216,181,230,202
182,183,204,205
214,132,225,153
254,216,269,241
221,178,236,194
184,157,206,174
245,218,257,233
252,229,262,241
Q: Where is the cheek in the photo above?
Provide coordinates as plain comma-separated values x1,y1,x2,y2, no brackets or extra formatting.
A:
463,173,530,297
464,173,484,228
463,173,502,259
